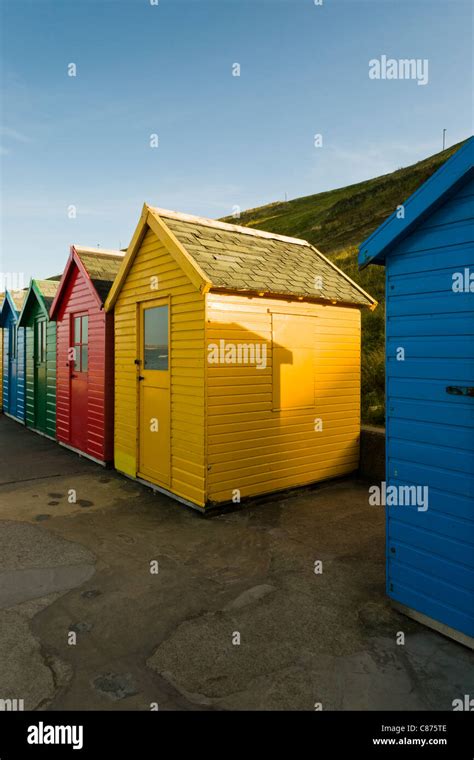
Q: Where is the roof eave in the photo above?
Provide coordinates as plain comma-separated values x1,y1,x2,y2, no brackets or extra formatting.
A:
0,290,21,326
50,247,103,319
209,286,377,310
104,204,213,311
147,209,213,294
104,205,150,312
19,280,51,325
358,136,473,269
308,244,377,309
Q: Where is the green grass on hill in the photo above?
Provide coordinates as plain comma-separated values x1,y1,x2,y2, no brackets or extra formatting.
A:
221,142,465,425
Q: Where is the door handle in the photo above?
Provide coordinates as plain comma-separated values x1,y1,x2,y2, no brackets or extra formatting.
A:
446,386,474,397
138,375,145,381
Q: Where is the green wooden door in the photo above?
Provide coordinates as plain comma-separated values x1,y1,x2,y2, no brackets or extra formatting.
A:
34,318,47,433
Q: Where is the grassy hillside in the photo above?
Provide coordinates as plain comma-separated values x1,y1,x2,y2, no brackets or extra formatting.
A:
221,142,465,425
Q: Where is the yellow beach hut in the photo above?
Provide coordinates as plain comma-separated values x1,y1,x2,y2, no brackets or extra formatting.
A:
105,205,377,511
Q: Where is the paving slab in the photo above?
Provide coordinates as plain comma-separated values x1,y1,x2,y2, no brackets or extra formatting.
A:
0,416,99,485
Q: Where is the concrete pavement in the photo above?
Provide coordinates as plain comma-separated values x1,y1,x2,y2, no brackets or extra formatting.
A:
0,414,473,711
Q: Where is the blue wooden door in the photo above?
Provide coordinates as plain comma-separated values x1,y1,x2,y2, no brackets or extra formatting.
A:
8,318,18,417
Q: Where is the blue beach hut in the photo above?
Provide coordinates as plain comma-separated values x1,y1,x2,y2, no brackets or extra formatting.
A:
359,137,474,647
0,290,27,422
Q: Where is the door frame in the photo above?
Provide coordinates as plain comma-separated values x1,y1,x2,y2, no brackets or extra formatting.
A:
33,316,47,431
8,320,17,415
136,294,171,484
68,311,89,447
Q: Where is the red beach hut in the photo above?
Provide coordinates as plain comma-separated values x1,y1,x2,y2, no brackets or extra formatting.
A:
49,245,124,464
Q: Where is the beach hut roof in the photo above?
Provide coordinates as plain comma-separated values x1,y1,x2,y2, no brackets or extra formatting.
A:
105,205,377,311
18,279,60,325
50,246,124,318
0,289,27,325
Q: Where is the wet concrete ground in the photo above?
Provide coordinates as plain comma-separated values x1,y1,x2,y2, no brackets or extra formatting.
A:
0,414,473,711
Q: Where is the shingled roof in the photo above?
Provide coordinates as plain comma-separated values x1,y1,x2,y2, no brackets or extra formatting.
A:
18,279,61,326
7,290,27,312
74,247,124,303
164,211,375,306
105,205,377,311
34,279,60,312
0,289,27,327
50,246,125,319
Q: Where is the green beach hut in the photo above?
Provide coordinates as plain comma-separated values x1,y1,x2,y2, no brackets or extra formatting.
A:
18,279,59,438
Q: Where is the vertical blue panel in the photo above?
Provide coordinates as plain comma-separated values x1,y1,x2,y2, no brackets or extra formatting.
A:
6,313,17,417
385,177,474,638
3,324,10,414
16,325,25,422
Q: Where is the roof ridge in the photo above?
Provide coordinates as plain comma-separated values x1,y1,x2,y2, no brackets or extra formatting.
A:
148,206,309,247
73,245,124,258
33,278,59,286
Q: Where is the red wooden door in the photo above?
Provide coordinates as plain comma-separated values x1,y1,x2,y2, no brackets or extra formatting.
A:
70,313,88,450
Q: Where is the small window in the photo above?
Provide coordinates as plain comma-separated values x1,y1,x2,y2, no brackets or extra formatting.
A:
72,314,89,372
10,324,17,359
272,313,316,411
81,346,88,372
74,316,81,344
144,305,169,370
42,322,47,361
36,321,46,363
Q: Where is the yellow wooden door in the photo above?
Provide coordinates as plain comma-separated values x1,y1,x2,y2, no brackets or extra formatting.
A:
138,299,170,486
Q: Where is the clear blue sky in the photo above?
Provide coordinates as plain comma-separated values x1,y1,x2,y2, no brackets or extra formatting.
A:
1,0,472,282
